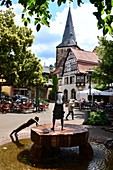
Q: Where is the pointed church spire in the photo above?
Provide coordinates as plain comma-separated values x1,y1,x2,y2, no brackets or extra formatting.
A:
57,5,77,47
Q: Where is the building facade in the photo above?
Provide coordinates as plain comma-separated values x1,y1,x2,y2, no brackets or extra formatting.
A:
54,6,99,101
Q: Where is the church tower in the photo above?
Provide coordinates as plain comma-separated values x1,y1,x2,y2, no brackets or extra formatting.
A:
56,5,80,67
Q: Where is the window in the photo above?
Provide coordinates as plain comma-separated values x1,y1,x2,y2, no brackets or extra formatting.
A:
59,67,63,76
59,80,62,86
71,89,76,99
70,76,74,84
64,77,68,84
61,49,63,53
76,75,85,86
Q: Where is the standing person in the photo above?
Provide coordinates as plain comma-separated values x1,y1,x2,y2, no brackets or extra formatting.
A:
51,91,65,131
100,99,105,108
66,99,75,120
79,98,85,110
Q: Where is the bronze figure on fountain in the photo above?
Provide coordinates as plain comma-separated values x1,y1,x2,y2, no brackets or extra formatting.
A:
51,91,65,131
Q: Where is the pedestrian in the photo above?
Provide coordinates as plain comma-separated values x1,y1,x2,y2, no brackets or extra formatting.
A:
66,99,75,120
99,99,105,109
79,98,85,110
51,91,65,131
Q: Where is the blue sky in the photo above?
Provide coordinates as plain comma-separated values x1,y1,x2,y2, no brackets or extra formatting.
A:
49,0,90,19
1,0,103,66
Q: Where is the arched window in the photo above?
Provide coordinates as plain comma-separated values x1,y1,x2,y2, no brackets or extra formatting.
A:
71,89,76,99
64,89,68,102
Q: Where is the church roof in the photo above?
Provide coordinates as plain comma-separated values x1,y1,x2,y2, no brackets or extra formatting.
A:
57,6,78,48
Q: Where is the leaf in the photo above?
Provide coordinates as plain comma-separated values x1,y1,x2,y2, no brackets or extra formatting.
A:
105,0,112,11
34,19,39,25
23,8,27,13
105,15,113,25
57,0,61,6
108,27,113,35
6,0,12,7
24,21,27,26
27,17,30,23
18,0,27,7
22,13,24,19
77,0,83,6
97,18,105,30
36,23,41,31
0,0,5,6
93,12,100,20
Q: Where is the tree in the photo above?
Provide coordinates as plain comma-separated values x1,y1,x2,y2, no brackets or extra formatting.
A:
93,36,113,86
0,9,46,88
49,64,54,71
0,0,113,35
48,74,58,100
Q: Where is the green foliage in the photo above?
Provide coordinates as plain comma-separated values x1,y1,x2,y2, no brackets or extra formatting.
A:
93,36,113,86
48,74,58,100
1,91,9,96
90,0,113,35
49,64,54,70
0,9,46,88
94,84,108,91
52,74,58,92
39,98,48,105
44,75,49,82
0,0,113,35
87,109,110,125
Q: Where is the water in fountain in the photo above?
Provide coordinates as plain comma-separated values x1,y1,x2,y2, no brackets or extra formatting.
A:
27,142,113,169
60,143,113,170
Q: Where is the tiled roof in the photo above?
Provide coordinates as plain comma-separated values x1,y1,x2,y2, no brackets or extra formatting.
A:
71,48,99,73
71,48,99,64
77,63,97,73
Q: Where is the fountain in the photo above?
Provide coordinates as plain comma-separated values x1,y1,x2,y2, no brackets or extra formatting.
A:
30,92,93,163
30,123,93,163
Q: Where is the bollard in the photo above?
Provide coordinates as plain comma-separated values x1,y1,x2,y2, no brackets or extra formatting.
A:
83,110,90,124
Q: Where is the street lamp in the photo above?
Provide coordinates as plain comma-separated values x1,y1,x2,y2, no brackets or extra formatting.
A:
0,75,6,98
86,69,93,103
36,87,40,112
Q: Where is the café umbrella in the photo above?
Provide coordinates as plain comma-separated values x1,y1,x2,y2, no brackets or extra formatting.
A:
77,88,101,101
78,89,101,95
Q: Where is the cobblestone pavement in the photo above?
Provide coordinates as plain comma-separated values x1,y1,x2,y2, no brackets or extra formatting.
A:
0,103,112,145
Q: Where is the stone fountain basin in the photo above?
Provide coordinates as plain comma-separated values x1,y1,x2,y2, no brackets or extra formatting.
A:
30,123,93,162
31,123,89,148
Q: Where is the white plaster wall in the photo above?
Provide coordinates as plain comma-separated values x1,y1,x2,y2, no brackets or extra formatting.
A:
59,82,96,101
59,83,78,100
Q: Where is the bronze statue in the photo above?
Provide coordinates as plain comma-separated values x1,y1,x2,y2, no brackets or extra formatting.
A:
51,91,65,131
10,116,39,138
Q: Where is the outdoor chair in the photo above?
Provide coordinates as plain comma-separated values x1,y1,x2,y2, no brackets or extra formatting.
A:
0,103,11,113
